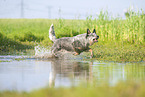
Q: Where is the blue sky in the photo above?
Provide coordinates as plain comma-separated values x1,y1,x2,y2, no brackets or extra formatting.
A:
0,0,145,19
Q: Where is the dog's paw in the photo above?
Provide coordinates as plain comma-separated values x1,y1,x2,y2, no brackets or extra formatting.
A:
51,54,59,58
90,56,92,59
73,52,80,56
90,55,94,59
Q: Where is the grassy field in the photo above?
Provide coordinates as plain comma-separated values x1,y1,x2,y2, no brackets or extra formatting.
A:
0,11,145,62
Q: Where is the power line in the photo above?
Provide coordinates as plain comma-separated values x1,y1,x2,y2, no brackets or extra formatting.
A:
48,6,52,19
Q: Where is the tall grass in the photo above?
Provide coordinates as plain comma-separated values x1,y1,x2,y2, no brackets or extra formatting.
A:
0,10,144,45
96,10,145,44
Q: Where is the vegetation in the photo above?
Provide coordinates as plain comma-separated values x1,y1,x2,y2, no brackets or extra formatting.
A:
91,43,145,62
0,81,145,97
0,32,33,55
0,10,144,61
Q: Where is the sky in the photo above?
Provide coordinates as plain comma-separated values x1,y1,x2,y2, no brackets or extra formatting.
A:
0,0,145,19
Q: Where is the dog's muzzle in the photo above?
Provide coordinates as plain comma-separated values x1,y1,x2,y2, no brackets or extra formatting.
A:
93,36,99,42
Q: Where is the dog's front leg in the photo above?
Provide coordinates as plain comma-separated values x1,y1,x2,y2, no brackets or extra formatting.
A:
89,49,93,58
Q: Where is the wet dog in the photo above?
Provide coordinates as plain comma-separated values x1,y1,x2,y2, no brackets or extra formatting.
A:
49,24,99,58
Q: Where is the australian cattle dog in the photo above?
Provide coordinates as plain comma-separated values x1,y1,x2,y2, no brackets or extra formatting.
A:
49,24,99,58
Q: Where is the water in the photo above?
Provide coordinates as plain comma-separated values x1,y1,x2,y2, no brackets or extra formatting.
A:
0,56,145,92
0,46,145,92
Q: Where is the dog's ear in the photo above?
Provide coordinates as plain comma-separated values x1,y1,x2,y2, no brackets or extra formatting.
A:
93,29,96,34
87,29,91,34
86,29,91,38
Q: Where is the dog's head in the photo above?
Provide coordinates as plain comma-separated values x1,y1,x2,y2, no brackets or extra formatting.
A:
86,29,99,45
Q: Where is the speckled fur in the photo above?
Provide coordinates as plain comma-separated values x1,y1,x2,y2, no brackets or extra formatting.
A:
49,24,99,58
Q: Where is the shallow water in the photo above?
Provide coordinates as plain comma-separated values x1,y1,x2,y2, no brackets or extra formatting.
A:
0,55,145,92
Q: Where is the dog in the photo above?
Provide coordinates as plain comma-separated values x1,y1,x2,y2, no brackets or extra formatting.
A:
49,24,99,58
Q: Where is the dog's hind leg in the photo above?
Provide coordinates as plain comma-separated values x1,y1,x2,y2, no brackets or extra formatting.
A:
51,48,61,58
51,44,61,58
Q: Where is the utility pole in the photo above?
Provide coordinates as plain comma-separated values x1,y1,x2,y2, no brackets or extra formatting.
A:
21,0,24,18
58,7,61,19
48,6,52,19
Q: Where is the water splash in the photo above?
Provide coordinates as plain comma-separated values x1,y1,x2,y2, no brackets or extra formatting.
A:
34,45,53,59
34,45,89,60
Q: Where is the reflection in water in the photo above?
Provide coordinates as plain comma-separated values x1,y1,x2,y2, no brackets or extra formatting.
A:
0,56,145,91
92,62,145,85
49,60,92,87
0,56,92,91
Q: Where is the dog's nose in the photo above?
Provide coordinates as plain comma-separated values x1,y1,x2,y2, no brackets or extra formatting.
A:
97,36,99,38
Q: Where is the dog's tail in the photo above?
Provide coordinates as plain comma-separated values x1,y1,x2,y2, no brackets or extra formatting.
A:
49,24,57,42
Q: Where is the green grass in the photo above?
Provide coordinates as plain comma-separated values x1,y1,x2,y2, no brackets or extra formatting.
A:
0,81,145,97
0,32,33,55
91,43,145,62
0,10,144,61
